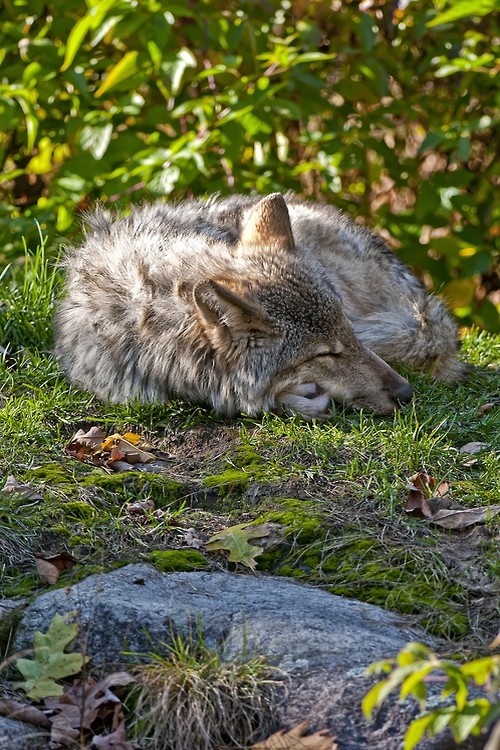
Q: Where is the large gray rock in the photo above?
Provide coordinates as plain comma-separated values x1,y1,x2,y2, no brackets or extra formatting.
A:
15,564,428,672
15,565,475,750
0,717,49,750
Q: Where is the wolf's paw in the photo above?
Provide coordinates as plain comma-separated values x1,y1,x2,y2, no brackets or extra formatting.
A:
275,383,332,420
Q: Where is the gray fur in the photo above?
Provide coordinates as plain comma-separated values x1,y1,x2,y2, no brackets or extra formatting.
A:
54,193,463,419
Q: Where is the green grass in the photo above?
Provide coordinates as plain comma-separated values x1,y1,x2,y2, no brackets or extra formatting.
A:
0,244,499,645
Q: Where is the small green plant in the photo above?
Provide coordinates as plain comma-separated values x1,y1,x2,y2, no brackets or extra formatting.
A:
363,642,500,749
131,626,282,750
0,239,61,352
15,610,88,700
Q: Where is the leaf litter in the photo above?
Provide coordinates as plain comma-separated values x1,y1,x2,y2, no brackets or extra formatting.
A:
65,426,171,473
404,471,500,529
252,720,337,749
35,550,79,585
2,611,136,748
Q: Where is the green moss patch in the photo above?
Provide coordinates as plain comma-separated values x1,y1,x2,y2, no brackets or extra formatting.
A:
253,499,471,640
148,550,209,572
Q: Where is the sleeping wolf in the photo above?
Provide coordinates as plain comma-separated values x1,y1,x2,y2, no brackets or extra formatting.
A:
54,193,464,420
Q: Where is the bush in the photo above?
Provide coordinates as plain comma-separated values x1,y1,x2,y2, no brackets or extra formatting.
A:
0,0,498,329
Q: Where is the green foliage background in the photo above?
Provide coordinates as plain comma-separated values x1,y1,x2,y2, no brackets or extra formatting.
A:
1,0,498,329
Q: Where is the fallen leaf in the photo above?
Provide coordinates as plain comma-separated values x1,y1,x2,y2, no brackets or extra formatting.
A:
100,434,156,463
1,475,43,501
44,673,135,747
122,431,142,445
459,442,488,454
108,460,137,473
206,523,271,569
430,505,500,529
35,551,79,584
252,720,337,749
0,698,51,727
476,402,496,417
489,632,500,649
125,499,155,515
404,472,450,515
15,610,88,701
73,427,107,448
184,528,203,549
91,718,134,749
49,712,80,746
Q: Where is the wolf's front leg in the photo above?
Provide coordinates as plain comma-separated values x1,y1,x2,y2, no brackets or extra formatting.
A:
275,383,332,420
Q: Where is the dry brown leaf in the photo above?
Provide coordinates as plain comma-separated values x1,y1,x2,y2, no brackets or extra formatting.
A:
44,673,135,746
430,505,500,529
35,552,79,585
126,499,155,515
91,718,134,749
101,434,156,463
252,721,336,749
476,402,496,417
50,713,80,746
73,427,107,448
404,472,450,515
1,475,43,500
488,631,500,649
0,698,51,727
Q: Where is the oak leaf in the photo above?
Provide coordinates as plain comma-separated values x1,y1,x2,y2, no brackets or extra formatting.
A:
252,721,336,749
206,523,271,569
15,611,88,701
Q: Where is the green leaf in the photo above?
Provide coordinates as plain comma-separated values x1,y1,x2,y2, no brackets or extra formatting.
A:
427,0,496,27
162,48,197,95
404,714,435,750
400,665,433,702
60,15,92,71
95,51,139,97
15,611,88,700
61,0,120,71
450,702,487,742
79,123,113,160
206,523,270,569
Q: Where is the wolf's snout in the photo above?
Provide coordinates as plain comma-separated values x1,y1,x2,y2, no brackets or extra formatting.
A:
392,380,414,405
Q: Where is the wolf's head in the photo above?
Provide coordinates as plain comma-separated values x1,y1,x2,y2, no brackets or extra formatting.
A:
190,193,413,419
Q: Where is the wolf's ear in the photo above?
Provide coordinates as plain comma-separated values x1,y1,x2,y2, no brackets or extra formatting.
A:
193,280,272,338
240,193,295,252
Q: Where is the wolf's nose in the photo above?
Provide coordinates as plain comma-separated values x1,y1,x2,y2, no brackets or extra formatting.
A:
394,381,414,405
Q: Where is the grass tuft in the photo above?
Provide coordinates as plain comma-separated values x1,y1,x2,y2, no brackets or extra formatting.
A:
130,627,282,750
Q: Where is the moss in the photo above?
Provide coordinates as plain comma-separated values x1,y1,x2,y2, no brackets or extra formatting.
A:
203,469,250,493
26,463,183,508
202,444,276,496
148,549,209,572
255,498,325,544
63,501,97,522
3,573,39,598
252,502,472,640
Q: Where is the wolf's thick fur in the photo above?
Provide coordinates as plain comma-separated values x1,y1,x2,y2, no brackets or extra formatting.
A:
54,193,463,419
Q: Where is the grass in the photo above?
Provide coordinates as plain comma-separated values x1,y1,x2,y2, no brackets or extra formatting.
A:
0,244,499,649
130,626,281,750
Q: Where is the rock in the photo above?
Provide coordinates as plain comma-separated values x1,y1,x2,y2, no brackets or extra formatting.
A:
0,717,49,750
15,564,428,672
14,564,462,749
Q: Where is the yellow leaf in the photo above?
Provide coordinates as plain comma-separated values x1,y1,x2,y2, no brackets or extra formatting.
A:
95,51,139,97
